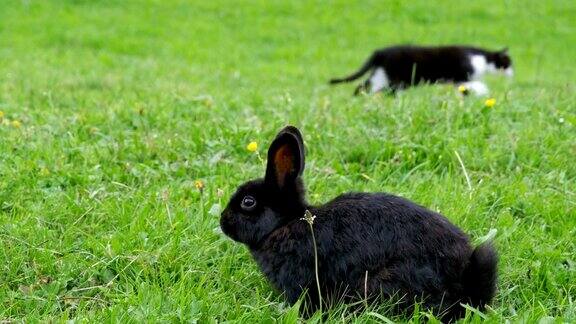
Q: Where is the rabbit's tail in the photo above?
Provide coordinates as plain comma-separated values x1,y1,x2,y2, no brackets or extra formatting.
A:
461,242,498,308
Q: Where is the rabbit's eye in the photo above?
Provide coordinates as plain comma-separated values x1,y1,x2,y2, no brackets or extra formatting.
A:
241,195,257,211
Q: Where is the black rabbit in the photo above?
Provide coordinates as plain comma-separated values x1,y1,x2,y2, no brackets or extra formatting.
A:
220,126,497,321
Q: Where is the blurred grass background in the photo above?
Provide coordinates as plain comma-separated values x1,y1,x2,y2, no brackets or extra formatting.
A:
0,0,575,322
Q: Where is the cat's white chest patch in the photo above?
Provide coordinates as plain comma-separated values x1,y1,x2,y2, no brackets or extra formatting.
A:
470,55,496,79
369,68,389,93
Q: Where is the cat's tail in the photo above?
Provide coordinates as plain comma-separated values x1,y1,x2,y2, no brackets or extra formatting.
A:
461,242,498,309
329,53,375,84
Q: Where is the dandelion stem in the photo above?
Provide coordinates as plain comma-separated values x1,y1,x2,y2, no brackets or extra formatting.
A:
255,151,264,165
364,270,369,308
165,201,173,227
308,222,322,313
454,150,473,197
302,210,322,313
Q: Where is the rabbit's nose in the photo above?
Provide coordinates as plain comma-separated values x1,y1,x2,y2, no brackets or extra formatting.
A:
219,211,237,239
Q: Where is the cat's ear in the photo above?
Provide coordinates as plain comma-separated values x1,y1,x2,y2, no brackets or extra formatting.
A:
264,126,305,190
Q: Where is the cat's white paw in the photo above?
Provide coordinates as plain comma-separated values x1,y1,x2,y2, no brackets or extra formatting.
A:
461,81,489,96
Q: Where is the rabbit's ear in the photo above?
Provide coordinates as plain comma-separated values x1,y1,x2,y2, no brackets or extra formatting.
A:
265,126,305,190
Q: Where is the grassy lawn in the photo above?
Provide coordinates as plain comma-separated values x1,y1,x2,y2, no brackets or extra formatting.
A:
1,0,575,322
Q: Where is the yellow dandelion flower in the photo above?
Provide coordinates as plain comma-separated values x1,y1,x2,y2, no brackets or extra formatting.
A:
484,98,496,108
0,111,4,119
11,120,22,128
457,85,467,93
194,180,204,190
246,141,258,152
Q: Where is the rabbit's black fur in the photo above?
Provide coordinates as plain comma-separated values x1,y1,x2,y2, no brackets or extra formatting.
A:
220,126,497,321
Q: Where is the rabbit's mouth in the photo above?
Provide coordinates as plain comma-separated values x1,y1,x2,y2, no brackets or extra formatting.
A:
220,209,241,242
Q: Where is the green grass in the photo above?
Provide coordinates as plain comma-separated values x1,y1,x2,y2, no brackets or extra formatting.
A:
1,0,575,322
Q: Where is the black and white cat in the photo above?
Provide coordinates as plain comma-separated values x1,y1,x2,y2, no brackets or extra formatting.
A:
330,45,513,96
